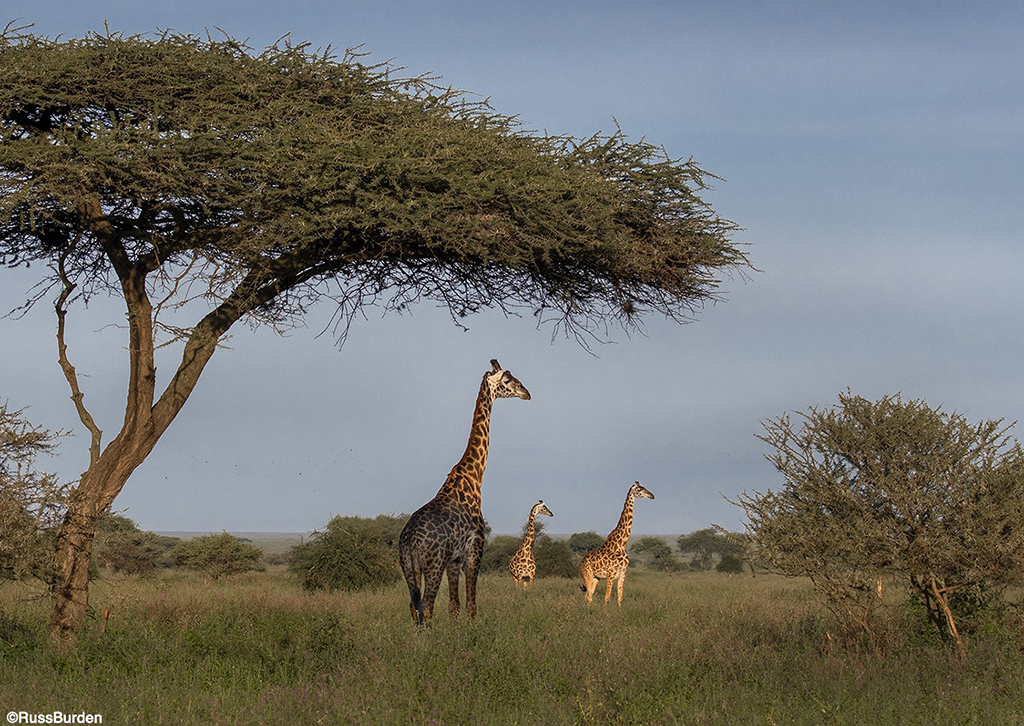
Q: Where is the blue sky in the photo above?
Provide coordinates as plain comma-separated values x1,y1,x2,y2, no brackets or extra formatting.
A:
2,1,1023,536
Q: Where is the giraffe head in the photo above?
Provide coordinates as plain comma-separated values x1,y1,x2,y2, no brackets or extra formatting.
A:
532,500,554,518
486,359,531,400
629,481,655,501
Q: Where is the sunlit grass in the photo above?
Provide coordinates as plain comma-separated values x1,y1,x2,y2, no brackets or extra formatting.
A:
1,568,1022,724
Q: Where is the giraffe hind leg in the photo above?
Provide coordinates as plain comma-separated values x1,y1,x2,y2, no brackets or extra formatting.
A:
408,585,424,625
445,561,462,618
579,560,598,603
400,550,425,625
417,565,446,625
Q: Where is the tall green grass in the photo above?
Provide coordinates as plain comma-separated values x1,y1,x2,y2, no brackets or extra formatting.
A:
2,569,1022,725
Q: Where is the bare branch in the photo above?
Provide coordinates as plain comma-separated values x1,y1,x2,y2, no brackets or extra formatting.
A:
54,242,103,467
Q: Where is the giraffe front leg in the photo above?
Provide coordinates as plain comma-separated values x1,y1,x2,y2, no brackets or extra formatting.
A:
604,576,615,604
616,573,625,606
464,565,479,619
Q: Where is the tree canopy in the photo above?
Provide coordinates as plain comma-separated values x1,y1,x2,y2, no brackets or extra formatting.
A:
0,26,748,640
1,26,746,340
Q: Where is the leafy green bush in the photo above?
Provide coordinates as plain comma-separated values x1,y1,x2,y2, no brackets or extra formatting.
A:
533,537,577,578
568,531,605,554
288,515,404,592
481,534,577,579
0,400,68,584
94,512,178,574
172,533,263,579
480,536,521,575
716,554,745,574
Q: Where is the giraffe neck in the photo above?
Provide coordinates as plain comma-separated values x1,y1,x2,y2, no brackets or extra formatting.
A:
521,512,537,548
446,376,495,493
605,496,635,551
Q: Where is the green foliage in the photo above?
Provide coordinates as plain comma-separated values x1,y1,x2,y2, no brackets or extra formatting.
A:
172,533,263,580
0,27,747,340
630,536,682,572
480,536,521,575
288,515,404,592
93,511,177,574
716,554,745,574
0,400,68,584
734,391,1024,653
676,527,743,570
532,537,577,578
567,531,605,554
482,533,576,579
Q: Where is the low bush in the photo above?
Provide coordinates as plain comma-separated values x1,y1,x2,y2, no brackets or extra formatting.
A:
288,514,405,592
172,532,263,579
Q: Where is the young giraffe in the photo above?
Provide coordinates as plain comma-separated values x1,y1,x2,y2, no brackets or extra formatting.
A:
399,359,531,625
508,500,554,588
579,481,655,605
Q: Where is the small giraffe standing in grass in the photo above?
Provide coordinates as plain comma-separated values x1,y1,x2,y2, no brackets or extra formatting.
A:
579,481,655,605
399,359,531,625
508,500,553,588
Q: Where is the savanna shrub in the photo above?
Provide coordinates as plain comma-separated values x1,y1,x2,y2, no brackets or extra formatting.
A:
94,512,177,574
480,535,521,575
172,532,263,579
289,515,405,592
568,531,604,554
716,553,745,574
480,535,576,579
534,536,577,578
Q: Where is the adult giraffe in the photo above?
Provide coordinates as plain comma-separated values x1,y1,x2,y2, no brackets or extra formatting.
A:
399,359,531,624
579,481,655,605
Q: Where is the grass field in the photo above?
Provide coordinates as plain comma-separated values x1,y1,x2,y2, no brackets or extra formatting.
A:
2,568,1023,725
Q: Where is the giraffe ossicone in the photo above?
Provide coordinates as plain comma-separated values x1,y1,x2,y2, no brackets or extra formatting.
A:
398,359,531,625
578,481,655,606
508,499,554,588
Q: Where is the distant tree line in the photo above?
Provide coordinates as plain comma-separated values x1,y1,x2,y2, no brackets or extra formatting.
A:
287,513,747,592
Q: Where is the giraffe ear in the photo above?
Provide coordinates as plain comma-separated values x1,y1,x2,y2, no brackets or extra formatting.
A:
491,359,502,372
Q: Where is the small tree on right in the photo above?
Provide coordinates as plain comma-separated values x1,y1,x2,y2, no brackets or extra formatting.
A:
733,392,1024,656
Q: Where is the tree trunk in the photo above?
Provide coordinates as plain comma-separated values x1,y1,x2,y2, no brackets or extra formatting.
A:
49,497,101,642
48,437,151,642
930,574,967,659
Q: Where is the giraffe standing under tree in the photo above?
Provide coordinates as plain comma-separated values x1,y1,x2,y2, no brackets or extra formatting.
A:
399,359,531,625
508,499,554,588
579,481,655,605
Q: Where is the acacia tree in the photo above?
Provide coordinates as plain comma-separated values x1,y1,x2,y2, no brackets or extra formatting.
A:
676,527,742,570
0,27,748,641
733,392,1024,656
